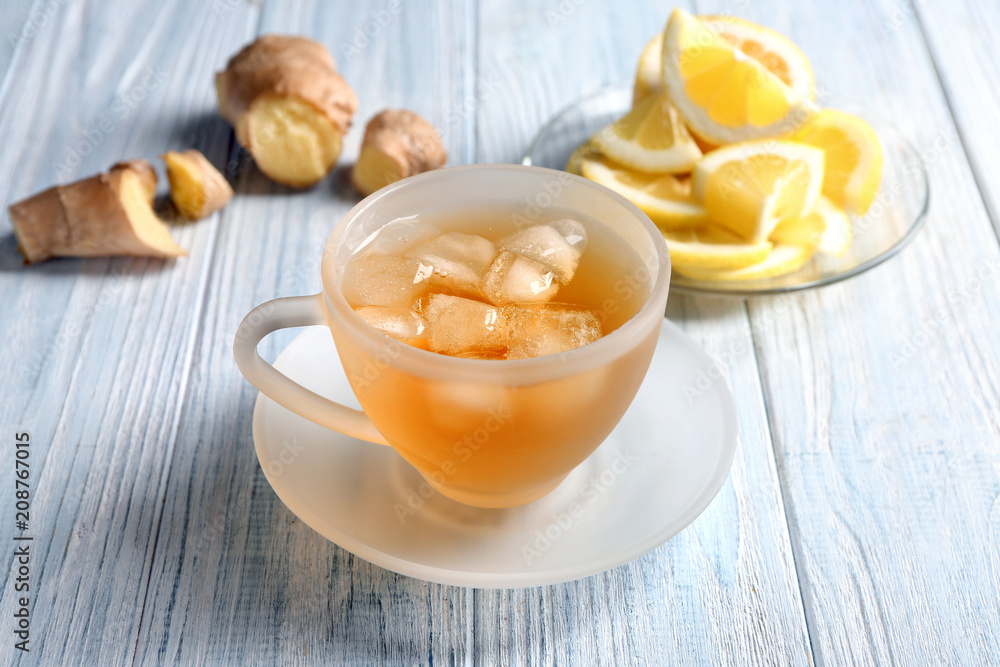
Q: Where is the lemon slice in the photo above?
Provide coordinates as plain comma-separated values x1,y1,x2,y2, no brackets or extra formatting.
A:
674,244,815,281
692,140,825,242
769,196,851,256
580,150,708,230
662,227,772,270
565,140,592,176
814,196,852,256
633,32,665,105
769,210,824,247
791,109,883,215
661,8,815,145
592,92,703,173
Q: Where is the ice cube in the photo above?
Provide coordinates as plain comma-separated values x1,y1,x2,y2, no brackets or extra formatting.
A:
549,218,588,252
362,219,441,255
354,306,428,349
405,231,496,298
499,221,586,284
407,231,496,273
341,255,431,308
423,293,508,357
482,251,559,305
504,304,603,359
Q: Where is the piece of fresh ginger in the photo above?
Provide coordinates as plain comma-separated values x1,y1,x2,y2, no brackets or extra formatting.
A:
351,109,447,196
8,160,186,264
216,35,357,188
163,149,234,220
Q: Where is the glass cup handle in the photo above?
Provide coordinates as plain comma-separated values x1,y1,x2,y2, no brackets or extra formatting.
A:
233,293,389,446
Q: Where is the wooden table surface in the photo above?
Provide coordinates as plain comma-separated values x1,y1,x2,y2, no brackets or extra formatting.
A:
1,1,999,665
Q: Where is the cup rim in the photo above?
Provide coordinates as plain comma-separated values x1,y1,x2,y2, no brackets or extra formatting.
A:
322,163,671,383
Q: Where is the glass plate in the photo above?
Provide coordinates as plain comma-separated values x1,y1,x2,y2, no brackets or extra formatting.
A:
522,80,930,297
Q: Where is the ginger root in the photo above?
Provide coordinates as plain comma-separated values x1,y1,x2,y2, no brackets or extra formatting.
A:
351,109,447,196
9,160,186,264
216,35,357,188
163,149,233,220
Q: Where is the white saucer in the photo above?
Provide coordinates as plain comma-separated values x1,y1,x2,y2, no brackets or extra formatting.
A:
252,320,738,588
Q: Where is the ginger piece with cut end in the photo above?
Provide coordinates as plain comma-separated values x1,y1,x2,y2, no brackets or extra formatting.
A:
163,149,234,220
8,160,186,264
216,34,357,188
351,109,447,196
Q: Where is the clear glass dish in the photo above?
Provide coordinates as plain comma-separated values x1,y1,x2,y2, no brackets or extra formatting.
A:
522,80,930,297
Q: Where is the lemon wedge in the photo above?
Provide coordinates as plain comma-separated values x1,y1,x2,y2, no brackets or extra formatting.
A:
701,15,815,103
565,141,591,176
769,210,825,248
592,92,702,173
791,109,883,215
692,140,825,242
674,244,814,281
636,15,815,110
814,196,852,256
633,32,665,105
661,8,815,145
769,195,850,253
662,226,773,271
580,150,708,230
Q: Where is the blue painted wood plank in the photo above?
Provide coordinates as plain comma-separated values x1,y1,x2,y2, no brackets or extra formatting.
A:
915,1,1000,242
471,2,812,664
0,0,37,83
692,0,1000,664
0,0,259,665
1,0,997,664
132,1,479,664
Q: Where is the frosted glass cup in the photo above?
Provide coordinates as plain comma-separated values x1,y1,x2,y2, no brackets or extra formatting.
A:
234,165,671,508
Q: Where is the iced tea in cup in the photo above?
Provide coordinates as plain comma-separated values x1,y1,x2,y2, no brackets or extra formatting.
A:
234,165,670,508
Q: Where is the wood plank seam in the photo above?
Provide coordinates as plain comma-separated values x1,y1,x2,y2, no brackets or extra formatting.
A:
124,11,264,666
463,0,480,166
0,0,46,111
744,298,821,667
910,3,1000,252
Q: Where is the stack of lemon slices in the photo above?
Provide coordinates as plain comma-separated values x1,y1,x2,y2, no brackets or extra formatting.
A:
571,8,883,282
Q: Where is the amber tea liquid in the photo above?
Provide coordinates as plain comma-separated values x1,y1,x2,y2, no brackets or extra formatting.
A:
331,204,657,507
